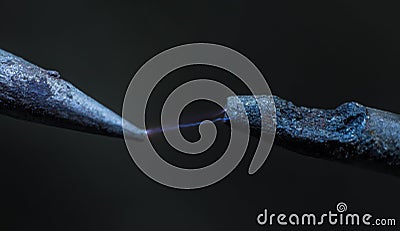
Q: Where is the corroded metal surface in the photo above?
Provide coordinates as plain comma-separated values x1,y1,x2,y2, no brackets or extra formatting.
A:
0,49,145,139
2,48,399,175
227,95,400,175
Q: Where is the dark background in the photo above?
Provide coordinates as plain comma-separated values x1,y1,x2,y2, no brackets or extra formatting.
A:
1,0,399,230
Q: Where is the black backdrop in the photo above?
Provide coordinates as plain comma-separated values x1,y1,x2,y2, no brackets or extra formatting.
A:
0,0,399,230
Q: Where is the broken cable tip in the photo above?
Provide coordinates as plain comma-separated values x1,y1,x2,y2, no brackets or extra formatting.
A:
225,95,276,134
0,48,145,140
225,95,400,176
123,120,147,140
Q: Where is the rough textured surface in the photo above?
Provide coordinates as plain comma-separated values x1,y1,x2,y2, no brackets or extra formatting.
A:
0,49,145,139
226,95,400,176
